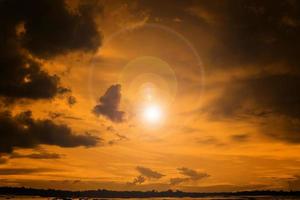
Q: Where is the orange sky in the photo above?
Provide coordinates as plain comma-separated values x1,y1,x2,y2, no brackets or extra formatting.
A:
1,0,300,192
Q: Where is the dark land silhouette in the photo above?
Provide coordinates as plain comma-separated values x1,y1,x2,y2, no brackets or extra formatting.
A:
1,187,300,198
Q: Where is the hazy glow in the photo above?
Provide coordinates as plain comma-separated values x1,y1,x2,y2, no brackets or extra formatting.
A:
143,104,162,124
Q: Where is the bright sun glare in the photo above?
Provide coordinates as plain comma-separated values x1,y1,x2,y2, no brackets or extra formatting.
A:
143,104,162,124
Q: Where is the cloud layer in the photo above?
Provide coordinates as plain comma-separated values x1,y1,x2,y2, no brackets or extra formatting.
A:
10,152,62,160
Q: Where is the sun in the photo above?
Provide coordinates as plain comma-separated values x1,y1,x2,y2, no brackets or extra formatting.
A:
143,104,163,124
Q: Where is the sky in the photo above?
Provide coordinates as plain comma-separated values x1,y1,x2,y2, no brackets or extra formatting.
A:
1,0,300,192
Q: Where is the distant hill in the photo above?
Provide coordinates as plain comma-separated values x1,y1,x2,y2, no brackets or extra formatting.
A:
0,187,300,198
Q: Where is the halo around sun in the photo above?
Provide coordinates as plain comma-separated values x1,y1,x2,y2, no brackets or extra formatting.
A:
88,24,204,130
119,56,176,127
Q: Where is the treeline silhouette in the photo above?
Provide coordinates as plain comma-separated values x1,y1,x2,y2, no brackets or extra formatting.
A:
1,187,300,198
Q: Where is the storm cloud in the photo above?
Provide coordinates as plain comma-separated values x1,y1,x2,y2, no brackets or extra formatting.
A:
0,0,101,101
93,84,125,123
0,110,99,154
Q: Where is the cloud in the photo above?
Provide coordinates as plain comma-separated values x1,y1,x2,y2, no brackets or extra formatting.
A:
10,152,62,159
3,0,101,58
131,0,300,147
0,52,68,101
205,74,300,144
66,96,77,107
230,134,250,142
129,166,164,185
178,167,210,181
136,166,165,179
181,2,300,144
186,1,300,68
261,116,300,144
208,75,300,119
0,168,54,175
0,0,101,101
131,175,146,185
170,167,209,185
93,84,125,122
136,0,300,68
0,110,99,154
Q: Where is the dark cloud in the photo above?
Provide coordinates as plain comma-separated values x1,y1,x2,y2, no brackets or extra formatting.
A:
170,167,209,185
205,74,300,143
183,0,300,69
137,0,300,69
261,116,300,144
177,167,210,181
182,1,300,135
0,168,54,175
67,96,77,106
10,152,62,159
129,166,164,185
130,175,146,185
0,110,99,154
136,166,165,179
230,134,250,142
0,0,101,101
0,52,69,101
208,75,300,119
221,0,300,68
93,84,125,123
1,0,101,58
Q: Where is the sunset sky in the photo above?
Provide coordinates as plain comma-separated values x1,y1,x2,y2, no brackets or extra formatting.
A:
1,0,300,192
